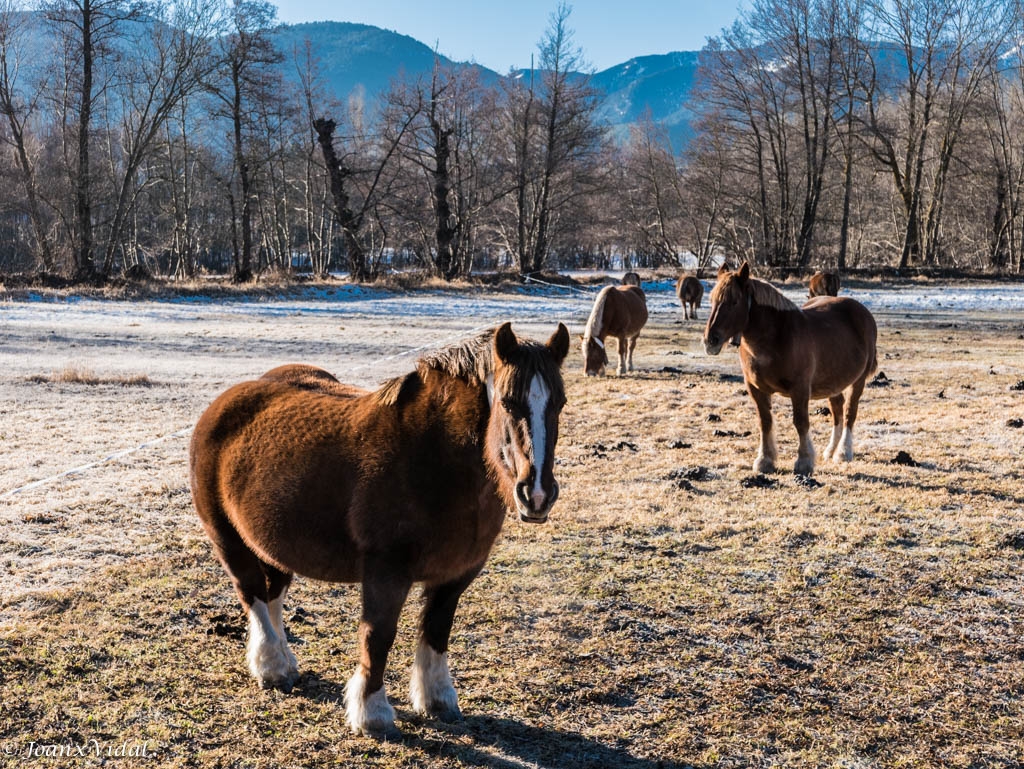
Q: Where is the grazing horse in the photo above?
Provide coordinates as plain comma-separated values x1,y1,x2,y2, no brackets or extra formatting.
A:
581,284,648,376
808,270,840,297
676,274,704,319
621,271,641,287
703,263,877,476
190,323,570,737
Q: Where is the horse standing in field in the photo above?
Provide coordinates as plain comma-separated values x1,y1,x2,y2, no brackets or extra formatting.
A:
190,323,570,737
808,270,840,297
676,274,704,319
581,284,648,376
621,271,641,287
703,263,877,476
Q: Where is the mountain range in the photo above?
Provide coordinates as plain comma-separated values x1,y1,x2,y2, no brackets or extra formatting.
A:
272,22,700,146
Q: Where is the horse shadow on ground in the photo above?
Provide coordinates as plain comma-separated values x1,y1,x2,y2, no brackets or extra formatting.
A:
409,714,699,769
291,673,700,769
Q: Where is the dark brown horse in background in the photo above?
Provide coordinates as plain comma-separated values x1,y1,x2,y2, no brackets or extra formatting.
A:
621,271,641,287
190,323,570,737
704,263,876,476
581,285,648,376
808,271,840,297
676,274,704,319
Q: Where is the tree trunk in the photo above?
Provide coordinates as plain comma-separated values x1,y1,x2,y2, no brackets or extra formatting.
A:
313,117,368,282
75,0,95,280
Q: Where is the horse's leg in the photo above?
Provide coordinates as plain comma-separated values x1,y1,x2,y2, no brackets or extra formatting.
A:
260,562,298,684
410,566,483,721
200,511,298,690
838,377,868,461
791,389,815,476
748,385,777,473
627,335,638,372
345,562,412,737
616,337,627,375
684,303,691,320
823,393,845,461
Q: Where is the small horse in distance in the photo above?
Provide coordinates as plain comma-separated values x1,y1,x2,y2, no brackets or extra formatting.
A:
581,284,648,376
808,270,840,297
621,271,641,287
676,274,704,319
190,323,570,737
703,263,877,476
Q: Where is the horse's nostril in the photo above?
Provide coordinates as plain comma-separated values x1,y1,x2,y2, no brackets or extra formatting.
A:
515,481,531,508
549,480,560,506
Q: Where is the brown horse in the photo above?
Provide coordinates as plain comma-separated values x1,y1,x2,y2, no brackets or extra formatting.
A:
621,271,641,287
581,285,648,376
703,263,877,476
676,274,704,319
808,270,840,297
190,323,570,737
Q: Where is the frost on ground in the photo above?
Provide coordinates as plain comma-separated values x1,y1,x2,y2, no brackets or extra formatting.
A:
1,280,1021,609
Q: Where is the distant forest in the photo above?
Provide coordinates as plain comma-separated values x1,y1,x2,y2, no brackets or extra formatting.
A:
1,0,1023,282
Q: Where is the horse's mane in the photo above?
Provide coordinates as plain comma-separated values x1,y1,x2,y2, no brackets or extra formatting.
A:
374,327,565,410
749,278,798,310
583,285,614,341
713,274,797,312
375,329,495,407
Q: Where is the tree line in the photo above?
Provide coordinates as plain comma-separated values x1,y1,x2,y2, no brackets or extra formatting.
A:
0,0,1022,282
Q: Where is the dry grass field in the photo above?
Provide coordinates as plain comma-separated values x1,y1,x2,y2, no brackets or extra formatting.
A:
1,282,1023,768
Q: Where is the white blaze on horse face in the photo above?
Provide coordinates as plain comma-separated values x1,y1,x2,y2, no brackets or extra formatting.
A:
527,373,551,508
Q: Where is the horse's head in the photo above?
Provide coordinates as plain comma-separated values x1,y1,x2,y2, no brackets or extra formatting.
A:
580,334,609,377
489,322,570,523
704,261,751,355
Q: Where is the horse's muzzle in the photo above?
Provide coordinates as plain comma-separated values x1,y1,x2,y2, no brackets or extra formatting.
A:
704,338,723,356
515,479,558,523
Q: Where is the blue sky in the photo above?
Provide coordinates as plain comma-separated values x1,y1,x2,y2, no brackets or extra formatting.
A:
270,1,749,73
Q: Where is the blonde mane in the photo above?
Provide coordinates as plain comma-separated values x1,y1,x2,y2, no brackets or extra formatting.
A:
712,273,797,312
583,285,614,342
749,278,798,311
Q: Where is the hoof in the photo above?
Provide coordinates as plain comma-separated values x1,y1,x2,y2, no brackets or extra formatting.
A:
360,722,403,742
428,703,463,723
753,457,776,474
793,459,815,476
258,670,298,693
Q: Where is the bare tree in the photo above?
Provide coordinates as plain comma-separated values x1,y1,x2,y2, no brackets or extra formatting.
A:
862,0,1011,269
42,0,147,279
495,3,604,275
314,105,415,282
99,0,222,275
206,0,280,282
0,0,53,270
382,60,496,280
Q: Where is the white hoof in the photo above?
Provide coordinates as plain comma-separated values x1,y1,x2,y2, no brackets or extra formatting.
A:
410,642,461,721
247,600,298,690
344,670,398,737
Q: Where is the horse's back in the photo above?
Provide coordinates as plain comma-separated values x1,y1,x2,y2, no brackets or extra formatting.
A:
261,364,366,399
190,371,373,579
801,296,878,382
678,275,703,305
609,285,648,335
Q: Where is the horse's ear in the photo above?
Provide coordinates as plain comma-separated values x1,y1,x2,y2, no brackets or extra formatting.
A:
738,262,751,281
718,262,730,276
547,323,570,366
493,322,518,364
